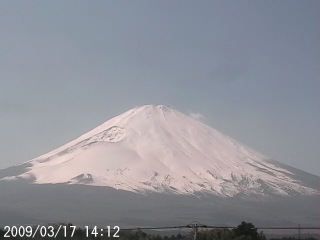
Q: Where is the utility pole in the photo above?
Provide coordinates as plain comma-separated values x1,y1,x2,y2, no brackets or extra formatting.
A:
187,221,207,240
194,225,197,240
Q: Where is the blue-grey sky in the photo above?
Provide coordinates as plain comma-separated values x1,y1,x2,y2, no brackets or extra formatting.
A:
1,1,319,175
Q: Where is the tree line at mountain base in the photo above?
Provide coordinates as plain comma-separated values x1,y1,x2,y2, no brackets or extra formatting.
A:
0,221,317,240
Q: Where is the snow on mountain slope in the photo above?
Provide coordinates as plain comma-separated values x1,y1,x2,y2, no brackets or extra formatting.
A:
1,105,319,197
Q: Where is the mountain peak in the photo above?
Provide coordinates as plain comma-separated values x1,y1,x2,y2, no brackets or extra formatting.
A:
135,104,174,111
129,104,176,118
1,105,319,197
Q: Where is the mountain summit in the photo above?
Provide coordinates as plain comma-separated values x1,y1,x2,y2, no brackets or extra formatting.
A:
1,105,319,197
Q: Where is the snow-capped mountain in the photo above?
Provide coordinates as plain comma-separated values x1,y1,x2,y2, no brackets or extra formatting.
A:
1,105,319,197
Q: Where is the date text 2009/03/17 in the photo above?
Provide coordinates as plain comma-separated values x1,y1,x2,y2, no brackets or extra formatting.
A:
3,225,120,238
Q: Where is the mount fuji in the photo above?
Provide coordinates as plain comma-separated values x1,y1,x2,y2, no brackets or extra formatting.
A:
0,105,319,226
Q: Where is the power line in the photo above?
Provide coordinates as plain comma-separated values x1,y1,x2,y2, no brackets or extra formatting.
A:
119,222,320,231
120,226,186,231
118,222,320,240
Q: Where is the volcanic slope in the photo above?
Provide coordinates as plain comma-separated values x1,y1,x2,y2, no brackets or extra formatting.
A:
1,105,319,197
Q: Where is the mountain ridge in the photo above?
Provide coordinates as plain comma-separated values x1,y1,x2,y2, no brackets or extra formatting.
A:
1,105,319,197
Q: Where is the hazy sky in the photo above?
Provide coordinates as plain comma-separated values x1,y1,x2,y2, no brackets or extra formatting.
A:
1,1,319,176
